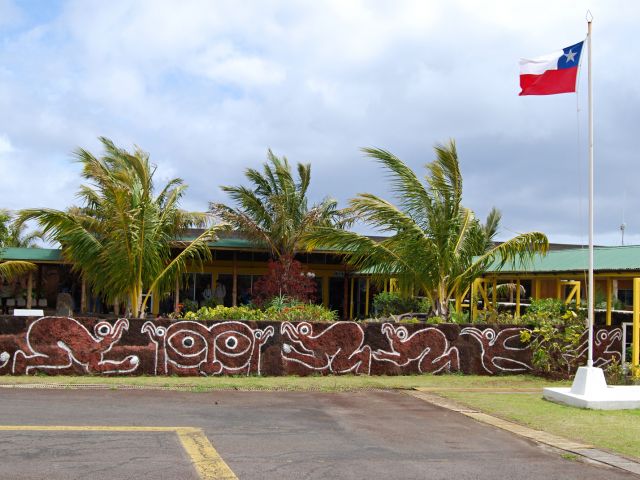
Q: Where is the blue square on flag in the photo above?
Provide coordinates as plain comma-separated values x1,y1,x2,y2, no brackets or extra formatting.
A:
557,42,584,69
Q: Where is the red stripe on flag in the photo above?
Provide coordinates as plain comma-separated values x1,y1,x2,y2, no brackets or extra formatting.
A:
519,67,579,96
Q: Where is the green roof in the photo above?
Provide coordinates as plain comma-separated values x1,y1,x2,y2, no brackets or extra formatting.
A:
176,234,347,253
0,247,63,262
487,245,640,274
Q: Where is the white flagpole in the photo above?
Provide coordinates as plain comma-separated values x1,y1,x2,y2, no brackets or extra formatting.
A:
587,15,594,367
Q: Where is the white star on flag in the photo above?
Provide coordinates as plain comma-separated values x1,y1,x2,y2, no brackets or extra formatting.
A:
564,49,577,63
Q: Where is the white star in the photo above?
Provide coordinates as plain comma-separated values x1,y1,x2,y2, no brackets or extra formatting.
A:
564,49,577,63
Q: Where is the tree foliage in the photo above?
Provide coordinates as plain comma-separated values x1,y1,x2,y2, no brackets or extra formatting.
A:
0,209,42,248
305,139,549,318
251,255,318,305
19,137,225,317
210,150,344,259
0,210,38,280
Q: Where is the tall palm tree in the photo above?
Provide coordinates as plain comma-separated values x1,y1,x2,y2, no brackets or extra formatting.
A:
306,139,548,318
19,137,224,317
210,150,344,259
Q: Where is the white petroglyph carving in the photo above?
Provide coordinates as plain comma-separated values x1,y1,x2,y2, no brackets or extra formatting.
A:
280,321,371,374
460,327,531,374
373,323,459,374
142,320,274,375
12,317,139,375
567,328,623,368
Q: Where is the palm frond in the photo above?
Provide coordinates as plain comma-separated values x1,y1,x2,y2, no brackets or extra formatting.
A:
0,260,36,280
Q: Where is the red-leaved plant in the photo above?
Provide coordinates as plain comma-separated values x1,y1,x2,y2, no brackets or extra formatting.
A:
252,255,317,306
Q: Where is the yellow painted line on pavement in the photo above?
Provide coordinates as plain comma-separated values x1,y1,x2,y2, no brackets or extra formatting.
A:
177,427,238,480
0,425,238,480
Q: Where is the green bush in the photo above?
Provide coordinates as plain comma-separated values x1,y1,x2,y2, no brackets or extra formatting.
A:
448,310,470,324
522,298,586,327
264,295,300,310
373,292,431,317
520,309,585,376
182,300,338,323
474,310,521,325
524,298,567,317
181,299,199,314
184,305,265,321
264,303,338,322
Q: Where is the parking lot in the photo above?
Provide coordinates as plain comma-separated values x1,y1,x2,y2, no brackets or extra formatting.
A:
0,388,635,479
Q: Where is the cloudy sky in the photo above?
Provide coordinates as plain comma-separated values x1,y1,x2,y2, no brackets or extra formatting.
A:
0,0,638,245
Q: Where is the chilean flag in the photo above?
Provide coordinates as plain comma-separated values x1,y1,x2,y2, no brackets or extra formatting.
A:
519,41,584,96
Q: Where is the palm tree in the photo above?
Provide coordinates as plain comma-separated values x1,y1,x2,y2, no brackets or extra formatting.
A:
210,150,344,259
306,139,548,318
0,209,42,248
0,210,37,281
19,137,225,317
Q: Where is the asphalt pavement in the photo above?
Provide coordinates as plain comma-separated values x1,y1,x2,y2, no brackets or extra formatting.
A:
0,388,635,479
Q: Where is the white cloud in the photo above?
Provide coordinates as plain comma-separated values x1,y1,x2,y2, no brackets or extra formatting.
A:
0,0,638,245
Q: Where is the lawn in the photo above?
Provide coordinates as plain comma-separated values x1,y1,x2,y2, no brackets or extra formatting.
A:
0,373,567,392
439,391,640,460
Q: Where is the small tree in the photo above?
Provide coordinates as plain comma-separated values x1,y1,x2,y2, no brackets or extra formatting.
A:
252,255,317,305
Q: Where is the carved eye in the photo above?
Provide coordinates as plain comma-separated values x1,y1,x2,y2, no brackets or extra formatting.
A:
95,323,111,337
167,330,207,358
598,331,607,341
156,327,166,336
299,324,311,335
397,327,408,340
254,331,262,339
215,331,251,357
484,330,495,341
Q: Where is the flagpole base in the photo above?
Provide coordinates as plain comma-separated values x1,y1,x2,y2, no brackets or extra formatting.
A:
544,367,640,410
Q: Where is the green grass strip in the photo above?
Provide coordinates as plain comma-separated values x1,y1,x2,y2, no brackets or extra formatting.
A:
440,391,640,460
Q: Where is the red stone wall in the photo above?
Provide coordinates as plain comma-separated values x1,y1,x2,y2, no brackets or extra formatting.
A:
0,316,622,376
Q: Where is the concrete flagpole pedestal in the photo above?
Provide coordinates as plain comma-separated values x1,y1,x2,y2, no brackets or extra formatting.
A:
543,366,640,410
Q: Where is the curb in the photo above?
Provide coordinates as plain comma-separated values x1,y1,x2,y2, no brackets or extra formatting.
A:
406,389,640,477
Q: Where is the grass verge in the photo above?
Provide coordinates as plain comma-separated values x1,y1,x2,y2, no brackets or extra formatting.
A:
439,390,640,460
0,373,568,392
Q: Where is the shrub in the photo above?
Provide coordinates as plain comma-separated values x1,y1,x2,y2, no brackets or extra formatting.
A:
448,310,469,324
264,303,337,322
184,305,266,321
181,300,338,323
474,310,521,325
372,292,431,317
520,309,585,376
521,298,586,327
181,299,199,314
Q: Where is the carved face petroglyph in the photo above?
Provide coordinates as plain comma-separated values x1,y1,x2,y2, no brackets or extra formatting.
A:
142,320,273,375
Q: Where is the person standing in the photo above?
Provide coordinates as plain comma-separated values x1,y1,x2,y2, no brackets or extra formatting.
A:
201,284,213,306
214,281,226,306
